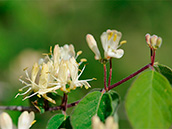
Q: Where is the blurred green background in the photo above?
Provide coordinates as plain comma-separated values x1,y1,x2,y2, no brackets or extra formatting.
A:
0,1,172,129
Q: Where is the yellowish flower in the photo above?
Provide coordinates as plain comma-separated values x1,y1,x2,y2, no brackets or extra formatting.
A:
51,57,93,93
16,62,61,104
16,44,93,102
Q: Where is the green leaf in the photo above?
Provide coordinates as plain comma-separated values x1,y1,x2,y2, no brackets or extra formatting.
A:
125,70,172,129
71,91,114,129
46,114,69,129
154,63,172,85
108,90,120,114
97,93,113,122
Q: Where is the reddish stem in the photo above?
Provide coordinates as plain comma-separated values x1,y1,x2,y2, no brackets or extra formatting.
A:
108,63,151,91
151,50,156,66
103,64,108,91
108,58,112,86
61,93,68,114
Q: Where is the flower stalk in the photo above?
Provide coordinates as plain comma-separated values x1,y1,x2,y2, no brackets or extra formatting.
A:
103,64,108,91
108,58,112,86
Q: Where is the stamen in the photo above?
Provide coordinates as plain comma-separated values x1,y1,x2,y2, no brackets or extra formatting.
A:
120,40,127,45
108,32,113,40
31,120,36,126
37,94,41,98
50,46,53,55
18,85,31,91
77,65,86,79
42,94,56,104
23,92,38,100
19,78,30,86
76,51,82,59
113,34,117,41
80,58,87,62
15,88,32,98
23,67,28,71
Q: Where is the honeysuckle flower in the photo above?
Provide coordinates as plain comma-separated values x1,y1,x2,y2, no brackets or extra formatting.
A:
16,44,93,101
16,62,61,104
67,57,92,90
86,29,126,60
145,33,162,49
101,29,126,59
0,111,35,129
51,57,93,93
92,115,118,129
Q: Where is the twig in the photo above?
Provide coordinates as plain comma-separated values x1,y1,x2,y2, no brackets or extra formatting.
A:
108,63,151,91
0,106,38,112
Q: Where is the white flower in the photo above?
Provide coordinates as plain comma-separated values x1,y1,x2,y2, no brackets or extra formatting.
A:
0,111,35,129
101,29,126,59
92,115,118,129
86,29,126,60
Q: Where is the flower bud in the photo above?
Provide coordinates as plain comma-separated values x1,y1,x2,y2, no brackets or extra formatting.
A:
145,33,151,45
86,34,101,60
155,37,162,48
150,35,158,46
145,33,162,50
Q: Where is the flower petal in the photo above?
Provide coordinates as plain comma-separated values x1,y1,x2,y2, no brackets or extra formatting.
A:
0,112,13,129
18,111,35,129
107,49,124,59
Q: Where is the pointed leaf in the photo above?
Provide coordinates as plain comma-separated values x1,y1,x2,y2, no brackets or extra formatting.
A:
46,114,69,129
125,71,172,129
71,91,113,129
108,90,120,114
154,63,172,85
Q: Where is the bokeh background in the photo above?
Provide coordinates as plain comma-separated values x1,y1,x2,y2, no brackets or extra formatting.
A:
0,1,172,128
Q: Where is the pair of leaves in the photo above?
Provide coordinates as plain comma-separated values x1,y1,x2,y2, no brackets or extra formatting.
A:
125,68,172,129
47,90,119,129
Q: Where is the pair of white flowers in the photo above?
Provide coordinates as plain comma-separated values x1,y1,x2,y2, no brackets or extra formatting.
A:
16,44,93,104
92,115,118,129
0,111,35,129
86,29,126,60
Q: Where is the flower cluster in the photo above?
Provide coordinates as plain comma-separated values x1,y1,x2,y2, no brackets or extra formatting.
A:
0,111,35,129
16,44,93,104
145,33,162,50
86,29,126,60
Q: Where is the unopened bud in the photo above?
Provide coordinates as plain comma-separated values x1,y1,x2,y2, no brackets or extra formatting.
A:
150,35,158,46
145,33,151,45
155,37,162,48
86,34,101,60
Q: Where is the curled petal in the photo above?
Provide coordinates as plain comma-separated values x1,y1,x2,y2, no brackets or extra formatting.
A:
106,49,124,59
